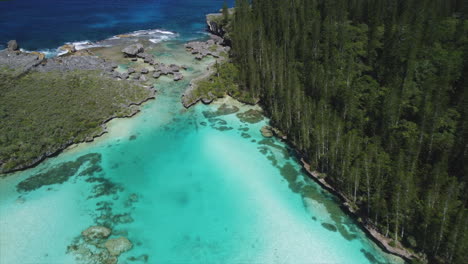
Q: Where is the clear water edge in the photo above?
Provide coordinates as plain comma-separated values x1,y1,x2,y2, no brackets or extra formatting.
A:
0,41,404,264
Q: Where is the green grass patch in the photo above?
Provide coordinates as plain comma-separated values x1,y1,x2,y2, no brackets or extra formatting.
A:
0,69,152,173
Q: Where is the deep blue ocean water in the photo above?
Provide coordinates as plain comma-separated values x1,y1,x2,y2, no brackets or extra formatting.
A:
0,0,233,50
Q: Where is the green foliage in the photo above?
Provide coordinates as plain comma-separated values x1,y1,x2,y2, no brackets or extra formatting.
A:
0,69,152,173
193,60,257,104
227,0,467,263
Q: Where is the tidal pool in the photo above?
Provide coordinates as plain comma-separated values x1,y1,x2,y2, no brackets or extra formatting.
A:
0,42,403,264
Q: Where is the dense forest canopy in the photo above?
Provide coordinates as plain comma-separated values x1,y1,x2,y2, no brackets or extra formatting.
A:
226,0,467,263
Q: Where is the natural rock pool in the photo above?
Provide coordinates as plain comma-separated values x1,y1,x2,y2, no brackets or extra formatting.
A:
0,42,404,264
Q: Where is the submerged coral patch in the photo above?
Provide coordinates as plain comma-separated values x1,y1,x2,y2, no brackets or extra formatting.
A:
202,104,239,118
258,139,290,159
213,126,233,131
87,177,123,198
236,109,264,124
16,153,102,192
279,162,302,192
321,223,338,232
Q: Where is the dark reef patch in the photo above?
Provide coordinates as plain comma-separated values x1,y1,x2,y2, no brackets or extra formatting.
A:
207,118,227,126
321,223,338,232
279,162,302,192
129,135,137,141
241,132,251,138
258,139,290,159
236,109,264,124
213,126,233,131
202,104,239,118
128,254,149,262
360,249,387,264
16,153,102,192
87,177,123,198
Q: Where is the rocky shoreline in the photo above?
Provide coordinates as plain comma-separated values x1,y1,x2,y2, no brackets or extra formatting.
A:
181,36,229,108
0,41,158,175
299,158,416,262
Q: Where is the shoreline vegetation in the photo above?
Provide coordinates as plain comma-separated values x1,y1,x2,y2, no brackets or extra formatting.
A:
183,10,416,263
188,4,467,263
0,41,160,175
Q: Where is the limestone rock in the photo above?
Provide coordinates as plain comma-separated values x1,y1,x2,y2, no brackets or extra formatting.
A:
104,237,133,256
173,73,183,81
169,64,180,72
120,73,129,79
81,226,111,240
59,44,76,53
7,40,18,51
122,44,144,57
30,51,45,61
140,68,149,74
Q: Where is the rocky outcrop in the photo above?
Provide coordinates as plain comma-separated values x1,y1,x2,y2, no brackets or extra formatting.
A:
182,38,229,108
0,48,45,76
68,226,134,264
122,43,144,57
7,40,19,51
206,9,234,44
185,39,229,60
59,44,76,54
152,62,185,80
136,52,156,64
82,226,111,240
206,13,224,36
36,55,114,72
104,237,133,256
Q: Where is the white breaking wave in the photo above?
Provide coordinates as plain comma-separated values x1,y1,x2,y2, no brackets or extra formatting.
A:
149,35,172,44
16,28,177,58
19,48,63,58
65,40,109,51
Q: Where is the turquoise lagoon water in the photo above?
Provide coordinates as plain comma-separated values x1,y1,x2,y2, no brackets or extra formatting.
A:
0,42,403,264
